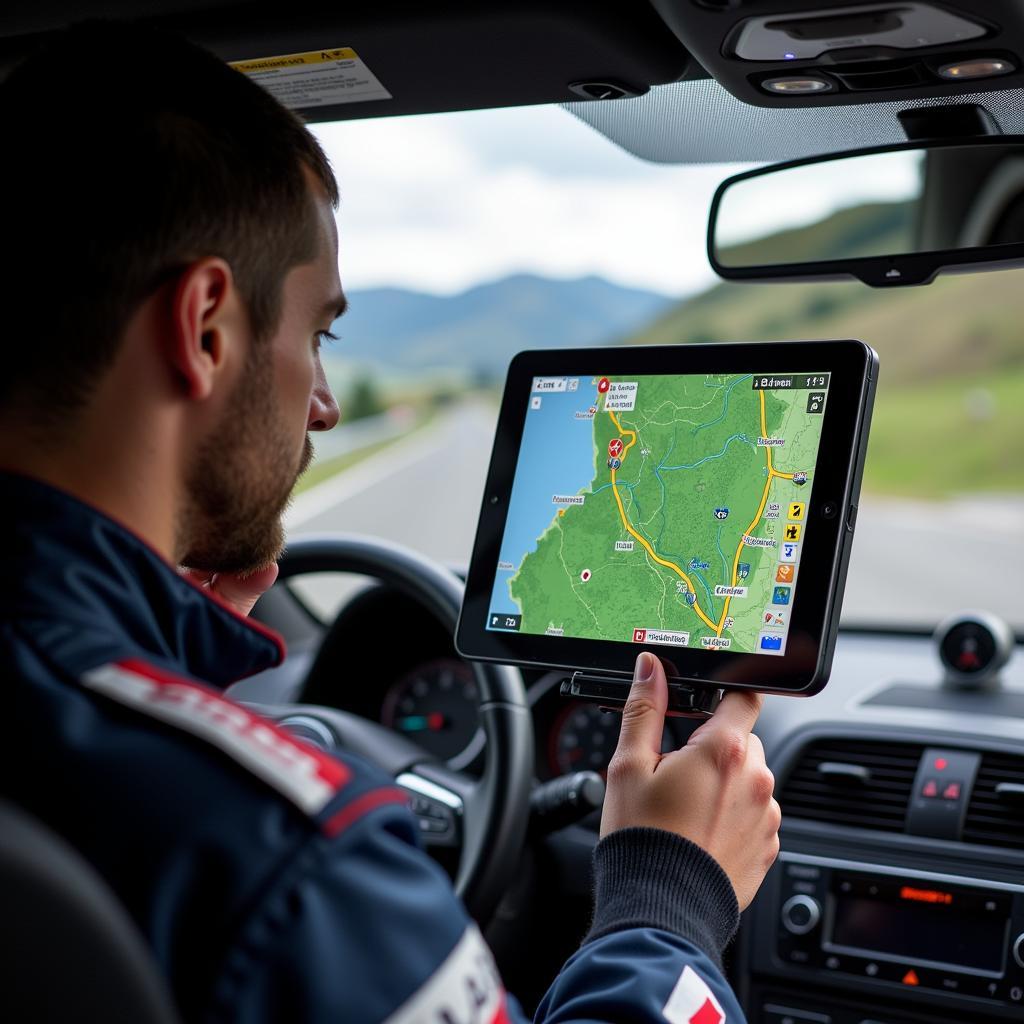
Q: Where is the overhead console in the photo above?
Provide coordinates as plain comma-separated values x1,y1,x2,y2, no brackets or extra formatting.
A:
651,0,1024,107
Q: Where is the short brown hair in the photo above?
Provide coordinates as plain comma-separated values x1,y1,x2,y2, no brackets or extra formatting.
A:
0,20,339,413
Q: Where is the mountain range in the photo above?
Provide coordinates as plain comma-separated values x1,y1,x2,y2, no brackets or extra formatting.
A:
329,273,674,378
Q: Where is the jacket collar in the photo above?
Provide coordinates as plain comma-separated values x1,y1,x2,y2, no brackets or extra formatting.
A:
0,471,285,686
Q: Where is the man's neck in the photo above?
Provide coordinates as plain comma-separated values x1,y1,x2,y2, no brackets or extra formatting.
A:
0,407,181,567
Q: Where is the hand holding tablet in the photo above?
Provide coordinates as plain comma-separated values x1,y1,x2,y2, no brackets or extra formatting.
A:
457,341,877,698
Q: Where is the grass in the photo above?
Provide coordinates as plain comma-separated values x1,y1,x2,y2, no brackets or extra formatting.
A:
292,413,433,496
626,255,1024,497
863,367,1024,497
293,375,1024,502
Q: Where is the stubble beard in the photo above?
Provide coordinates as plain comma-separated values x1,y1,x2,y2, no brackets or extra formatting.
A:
179,352,315,575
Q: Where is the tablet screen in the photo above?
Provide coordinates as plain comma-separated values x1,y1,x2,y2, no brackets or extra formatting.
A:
485,371,831,656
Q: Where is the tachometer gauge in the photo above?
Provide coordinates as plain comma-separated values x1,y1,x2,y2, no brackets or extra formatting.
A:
549,702,621,776
381,658,480,764
549,701,677,777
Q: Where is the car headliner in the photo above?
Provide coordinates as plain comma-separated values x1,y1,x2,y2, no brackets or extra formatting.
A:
566,79,1024,164
4,2,1024,166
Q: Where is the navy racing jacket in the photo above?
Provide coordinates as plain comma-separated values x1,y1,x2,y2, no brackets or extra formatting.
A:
4,471,746,1024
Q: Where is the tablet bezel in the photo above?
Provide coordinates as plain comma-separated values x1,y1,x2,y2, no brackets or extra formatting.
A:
456,340,877,696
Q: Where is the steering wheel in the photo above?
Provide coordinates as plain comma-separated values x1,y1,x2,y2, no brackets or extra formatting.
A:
254,534,533,925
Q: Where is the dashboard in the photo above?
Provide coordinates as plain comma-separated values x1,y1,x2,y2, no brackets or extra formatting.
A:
237,579,1024,1024
284,582,695,781
741,620,1024,1024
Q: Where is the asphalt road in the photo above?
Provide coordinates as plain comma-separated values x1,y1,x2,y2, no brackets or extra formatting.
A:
286,401,1024,630
285,401,496,618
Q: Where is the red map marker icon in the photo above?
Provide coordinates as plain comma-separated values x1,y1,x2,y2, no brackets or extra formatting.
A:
597,377,610,393
608,438,623,458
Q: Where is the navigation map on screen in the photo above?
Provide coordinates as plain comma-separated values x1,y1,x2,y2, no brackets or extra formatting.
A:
486,372,830,655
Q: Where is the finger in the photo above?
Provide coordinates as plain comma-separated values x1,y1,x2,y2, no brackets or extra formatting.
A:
614,652,668,764
180,567,214,588
747,731,766,762
208,562,280,617
701,689,763,739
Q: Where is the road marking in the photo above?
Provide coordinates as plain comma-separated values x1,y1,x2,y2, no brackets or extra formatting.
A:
285,418,454,529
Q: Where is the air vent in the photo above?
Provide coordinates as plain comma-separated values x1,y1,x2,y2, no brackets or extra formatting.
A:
963,750,1024,852
780,738,922,832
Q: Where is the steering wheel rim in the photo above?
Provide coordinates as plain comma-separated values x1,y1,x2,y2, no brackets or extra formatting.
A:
270,533,533,924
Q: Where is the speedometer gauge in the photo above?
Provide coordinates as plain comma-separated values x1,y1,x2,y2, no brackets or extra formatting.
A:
549,701,678,777
381,658,480,763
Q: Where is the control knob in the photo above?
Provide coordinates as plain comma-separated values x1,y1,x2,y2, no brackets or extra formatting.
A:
781,894,821,935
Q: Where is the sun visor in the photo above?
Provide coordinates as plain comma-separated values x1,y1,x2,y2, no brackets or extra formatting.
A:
0,3,689,123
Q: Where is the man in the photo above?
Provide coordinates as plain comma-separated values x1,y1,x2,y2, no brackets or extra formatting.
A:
1,21,780,1024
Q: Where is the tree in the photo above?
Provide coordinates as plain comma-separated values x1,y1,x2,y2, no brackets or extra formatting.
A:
345,373,384,422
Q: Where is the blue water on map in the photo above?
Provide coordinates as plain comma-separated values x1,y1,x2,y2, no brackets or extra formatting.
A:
488,381,598,618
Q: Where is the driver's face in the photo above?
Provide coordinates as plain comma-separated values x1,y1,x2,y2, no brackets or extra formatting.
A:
180,178,343,573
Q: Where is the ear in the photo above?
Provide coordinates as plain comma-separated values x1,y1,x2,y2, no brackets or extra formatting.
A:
168,258,237,400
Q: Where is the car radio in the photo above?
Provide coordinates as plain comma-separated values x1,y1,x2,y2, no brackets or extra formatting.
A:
773,852,1024,1009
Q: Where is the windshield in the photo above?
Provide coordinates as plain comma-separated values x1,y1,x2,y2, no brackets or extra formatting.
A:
290,103,1024,633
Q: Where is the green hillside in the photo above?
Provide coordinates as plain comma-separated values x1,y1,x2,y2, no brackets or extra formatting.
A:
718,200,913,268
626,269,1024,497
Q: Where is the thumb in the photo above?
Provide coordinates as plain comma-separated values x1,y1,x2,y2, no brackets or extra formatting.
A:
614,652,668,766
206,563,280,617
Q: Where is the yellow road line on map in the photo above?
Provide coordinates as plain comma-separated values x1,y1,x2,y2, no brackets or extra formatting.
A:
607,388,807,642
607,410,718,633
716,388,805,635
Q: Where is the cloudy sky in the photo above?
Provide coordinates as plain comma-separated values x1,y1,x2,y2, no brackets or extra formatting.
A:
312,104,745,298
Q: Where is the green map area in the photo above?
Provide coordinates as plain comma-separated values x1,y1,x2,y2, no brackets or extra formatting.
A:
509,373,826,652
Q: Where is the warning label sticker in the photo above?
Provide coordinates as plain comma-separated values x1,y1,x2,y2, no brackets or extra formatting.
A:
230,47,391,109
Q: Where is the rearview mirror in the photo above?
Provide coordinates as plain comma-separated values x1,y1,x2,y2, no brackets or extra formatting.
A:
708,137,1024,287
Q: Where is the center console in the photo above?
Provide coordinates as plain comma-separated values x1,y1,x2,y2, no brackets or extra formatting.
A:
744,848,1024,1023
759,852,1024,1018
739,723,1024,1024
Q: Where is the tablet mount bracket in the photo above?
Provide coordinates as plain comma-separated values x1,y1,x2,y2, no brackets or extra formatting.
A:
560,671,723,719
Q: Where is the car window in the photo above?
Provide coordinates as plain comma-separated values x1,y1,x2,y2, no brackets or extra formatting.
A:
292,103,1023,632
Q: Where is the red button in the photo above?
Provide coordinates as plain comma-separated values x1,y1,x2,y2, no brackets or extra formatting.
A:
943,782,962,800
922,779,938,798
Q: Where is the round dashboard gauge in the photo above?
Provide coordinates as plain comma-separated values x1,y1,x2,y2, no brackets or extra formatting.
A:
381,658,480,764
548,701,682,778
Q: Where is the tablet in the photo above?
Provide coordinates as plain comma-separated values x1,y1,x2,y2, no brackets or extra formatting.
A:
456,340,877,696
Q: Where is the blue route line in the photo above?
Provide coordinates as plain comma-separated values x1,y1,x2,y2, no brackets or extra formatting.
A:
692,570,715,608
651,427,676,550
715,521,731,582
692,374,753,435
660,432,755,472
586,374,760,626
